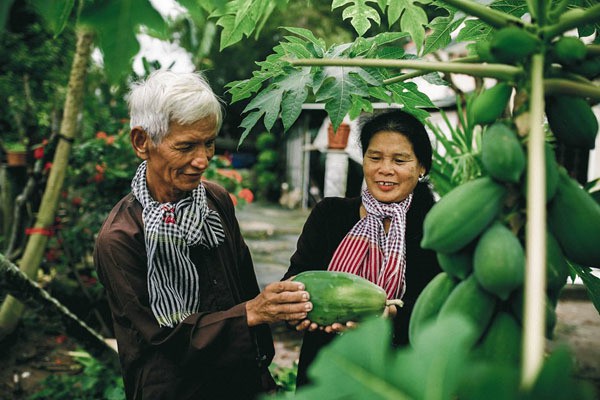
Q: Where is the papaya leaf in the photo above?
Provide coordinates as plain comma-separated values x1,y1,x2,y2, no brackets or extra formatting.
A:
332,0,381,37
30,0,74,36
455,18,493,43
79,0,166,83
281,26,327,50
294,318,413,400
567,262,600,314
491,0,532,18
391,315,476,400
242,85,283,132
348,95,374,119
278,68,312,131
388,0,431,54
286,316,476,400
386,81,435,120
227,76,270,103
316,67,371,129
423,16,465,56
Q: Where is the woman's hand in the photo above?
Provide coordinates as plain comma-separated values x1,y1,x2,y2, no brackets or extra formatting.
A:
246,281,312,327
290,319,357,334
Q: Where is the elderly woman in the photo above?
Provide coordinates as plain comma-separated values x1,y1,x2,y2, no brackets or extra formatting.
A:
94,70,311,400
284,110,442,387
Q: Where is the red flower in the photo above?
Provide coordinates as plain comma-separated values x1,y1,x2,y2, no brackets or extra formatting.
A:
33,146,44,159
43,162,52,172
229,193,238,206
95,164,106,174
238,188,254,203
55,334,67,344
93,173,104,183
105,135,116,145
216,168,242,183
71,197,83,207
96,131,108,139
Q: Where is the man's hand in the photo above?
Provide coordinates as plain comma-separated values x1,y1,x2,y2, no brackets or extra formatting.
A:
246,281,312,327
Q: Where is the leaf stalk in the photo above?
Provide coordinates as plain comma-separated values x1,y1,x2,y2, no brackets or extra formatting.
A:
289,58,523,81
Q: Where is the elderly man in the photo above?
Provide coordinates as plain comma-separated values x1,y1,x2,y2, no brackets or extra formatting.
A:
94,70,311,399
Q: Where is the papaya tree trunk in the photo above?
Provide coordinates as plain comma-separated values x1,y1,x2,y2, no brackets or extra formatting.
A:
521,52,548,389
0,27,94,339
0,252,119,369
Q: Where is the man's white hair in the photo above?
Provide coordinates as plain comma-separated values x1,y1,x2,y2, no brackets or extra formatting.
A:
127,70,224,144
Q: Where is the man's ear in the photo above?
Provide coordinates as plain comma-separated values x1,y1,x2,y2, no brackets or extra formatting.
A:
131,127,150,160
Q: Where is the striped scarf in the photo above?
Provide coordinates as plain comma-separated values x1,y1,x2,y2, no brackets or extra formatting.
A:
328,189,413,299
131,161,225,327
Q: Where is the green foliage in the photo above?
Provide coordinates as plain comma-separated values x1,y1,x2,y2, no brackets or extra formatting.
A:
226,28,435,142
78,0,166,82
269,362,298,394
29,351,125,400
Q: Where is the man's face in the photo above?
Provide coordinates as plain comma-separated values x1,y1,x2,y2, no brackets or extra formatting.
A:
135,116,218,203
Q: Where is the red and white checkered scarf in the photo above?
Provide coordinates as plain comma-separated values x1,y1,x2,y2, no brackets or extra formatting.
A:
328,189,413,299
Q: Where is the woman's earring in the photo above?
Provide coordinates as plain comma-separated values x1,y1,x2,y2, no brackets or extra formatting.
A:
418,174,426,182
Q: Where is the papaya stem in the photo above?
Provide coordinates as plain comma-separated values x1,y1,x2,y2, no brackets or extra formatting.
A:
521,52,547,389
288,58,523,81
544,78,600,100
439,0,524,29
541,3,600,39
586,44,600,56
383,56,480,85
386,299,404,308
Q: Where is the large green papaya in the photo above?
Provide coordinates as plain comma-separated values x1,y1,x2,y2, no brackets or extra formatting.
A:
490,26,540,64
548,169,600,267
292,271,390,325
473,222,525,300
471,83,512,126
437,243,475,280
476,311,522,366
546,96,598,149
408,272,457,345
551,36,587,66
421,177,507,253
438,275,497,344
481,123,525,183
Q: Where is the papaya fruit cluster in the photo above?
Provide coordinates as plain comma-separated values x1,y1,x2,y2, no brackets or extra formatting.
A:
411,87,600,368
473,26,599,150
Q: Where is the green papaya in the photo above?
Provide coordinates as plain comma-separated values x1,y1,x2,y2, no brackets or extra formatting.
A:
509,290,557,339
470,83,512,126
521,142,559,202
408,272,458,345
552,36,587,66
548,169,600,267
473,222,525,300
490,26,540,64
546,232,569,293
546,96,598,149
474,40,496,63
437,244,474,280
422,177,507,253
438,275,497,344
476,312,521,366
481,123,525,183
292,271,391,325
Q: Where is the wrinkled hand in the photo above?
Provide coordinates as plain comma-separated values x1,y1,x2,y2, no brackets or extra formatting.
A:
246,281,312,327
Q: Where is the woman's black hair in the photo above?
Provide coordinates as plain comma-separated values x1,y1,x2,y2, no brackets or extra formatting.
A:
359,109,433,174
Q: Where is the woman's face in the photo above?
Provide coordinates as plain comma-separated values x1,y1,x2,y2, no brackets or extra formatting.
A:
363,130,425,203
132,116,217,203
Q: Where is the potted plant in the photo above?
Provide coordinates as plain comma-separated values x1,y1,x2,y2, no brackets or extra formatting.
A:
2,140,28,167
